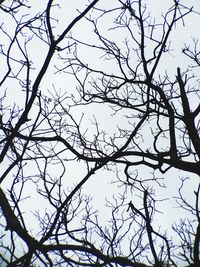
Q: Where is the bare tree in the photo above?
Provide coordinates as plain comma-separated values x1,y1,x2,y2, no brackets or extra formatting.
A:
0,0,199,266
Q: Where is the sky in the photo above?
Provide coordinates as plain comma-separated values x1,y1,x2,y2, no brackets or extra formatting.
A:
0,0,199,266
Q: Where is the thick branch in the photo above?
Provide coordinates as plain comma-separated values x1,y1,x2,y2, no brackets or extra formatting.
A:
177,67,200,159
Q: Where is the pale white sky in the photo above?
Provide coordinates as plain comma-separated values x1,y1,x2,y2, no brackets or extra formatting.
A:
0,1,199,266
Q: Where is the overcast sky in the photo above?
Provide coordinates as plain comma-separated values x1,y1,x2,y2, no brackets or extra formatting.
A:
0,1,199,266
